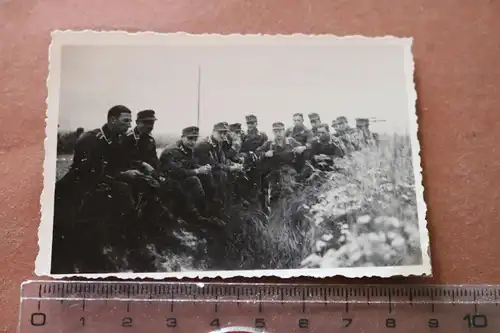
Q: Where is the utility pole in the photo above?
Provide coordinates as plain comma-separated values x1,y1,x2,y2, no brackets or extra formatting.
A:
196,65,201,128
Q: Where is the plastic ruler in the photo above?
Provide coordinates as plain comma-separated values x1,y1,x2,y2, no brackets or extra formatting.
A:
18,280,500,332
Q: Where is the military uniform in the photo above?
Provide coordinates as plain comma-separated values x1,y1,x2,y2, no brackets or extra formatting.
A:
53,123,135,274
310,136,346,170
225,123,244,163
241,115,268,153
159,126,209,218
308,113,328,137
285,125,314,147
257,122,308,203
121,110,159,171
194,122,232,213
57,124,130,193
355,118,378,148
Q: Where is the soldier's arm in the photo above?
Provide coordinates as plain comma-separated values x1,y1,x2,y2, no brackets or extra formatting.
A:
193,142,211,166
255,141,271,155
68,133,102,181
159,149,197,178
330,136,346,157
305,130,314,149
148,138,160,169
289,137,305,149
261,132,269,143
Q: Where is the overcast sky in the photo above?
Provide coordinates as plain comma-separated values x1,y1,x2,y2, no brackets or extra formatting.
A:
58,42,412,137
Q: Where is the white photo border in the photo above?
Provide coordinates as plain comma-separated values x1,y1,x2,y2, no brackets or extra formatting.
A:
36,30,431,279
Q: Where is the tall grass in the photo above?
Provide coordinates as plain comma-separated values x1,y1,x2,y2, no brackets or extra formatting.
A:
55,132,423,271
219,133,422,270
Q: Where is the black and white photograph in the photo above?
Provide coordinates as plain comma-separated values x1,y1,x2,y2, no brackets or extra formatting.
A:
36,31,431,278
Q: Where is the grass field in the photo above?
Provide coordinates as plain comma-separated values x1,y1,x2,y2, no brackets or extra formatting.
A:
55,135,423,270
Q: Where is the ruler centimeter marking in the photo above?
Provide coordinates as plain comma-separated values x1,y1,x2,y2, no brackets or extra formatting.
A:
18,281,500,333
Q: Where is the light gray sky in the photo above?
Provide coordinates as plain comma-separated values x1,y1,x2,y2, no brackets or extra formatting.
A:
58,43,411,137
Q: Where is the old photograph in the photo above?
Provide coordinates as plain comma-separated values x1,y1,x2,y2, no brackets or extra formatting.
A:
36,31,431,278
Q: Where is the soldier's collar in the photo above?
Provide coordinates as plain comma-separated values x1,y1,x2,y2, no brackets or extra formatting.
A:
100,124,115,144
208,135,218,148
179,141,192,154
133,127,140,141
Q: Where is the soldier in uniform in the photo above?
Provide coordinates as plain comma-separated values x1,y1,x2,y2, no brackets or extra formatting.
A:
332,116,361,153
240,115,268,154
310,123,346,170
226,123,244,163
122,109,159,171
194,122,244,214
239,115,268,206
257,122,308,204
53,105,138,273
355,118,378,148
159,126,212,221
308,113,328,137
285,113,314,148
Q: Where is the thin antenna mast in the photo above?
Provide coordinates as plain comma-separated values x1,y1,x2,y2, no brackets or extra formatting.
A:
196,65,201,128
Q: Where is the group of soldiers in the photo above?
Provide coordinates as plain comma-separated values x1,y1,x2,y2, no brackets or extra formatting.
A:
53,104,379,272
57,106,378,217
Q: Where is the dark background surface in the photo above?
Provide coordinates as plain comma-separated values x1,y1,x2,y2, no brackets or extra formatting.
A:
1,0,499,331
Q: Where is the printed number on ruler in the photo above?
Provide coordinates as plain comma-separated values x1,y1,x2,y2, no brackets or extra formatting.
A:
18,281,500,332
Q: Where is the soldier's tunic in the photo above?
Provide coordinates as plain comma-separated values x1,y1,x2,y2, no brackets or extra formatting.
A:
194,136,231,210
52,124,133,274
122,127,159,170
310,136,346,170
311,124,329,138
333,127,361,153
285,126,314,147
57,124,130,193
160,140,207,216
257,137,306,202
223,135,243,163
241,129,268,153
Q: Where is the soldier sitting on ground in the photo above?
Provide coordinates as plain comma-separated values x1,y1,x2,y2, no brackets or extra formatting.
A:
53,105,140,273
226,123,245,163
308,112,328,137
123,110,160,172
121,110,163,220
194,122,244,216
257,122,308,205
309,123,346,171
240,114,268,207
332,116,361,153
355,118,378,148
285,113,314,148
159,126,213,222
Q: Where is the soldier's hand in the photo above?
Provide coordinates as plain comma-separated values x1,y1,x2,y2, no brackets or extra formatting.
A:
120,170,142,179
265,150,274,157
196,165,212,175
293,146,306,154
141,162,155,174
230,164,244,172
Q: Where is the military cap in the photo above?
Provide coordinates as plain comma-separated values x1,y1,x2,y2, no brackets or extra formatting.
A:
293,113,304,118
336,116,348,122
182,126,199,137
137,109,157,121
229,123,242,131
317,123,330,131
245,115,258,123
355,118,370,126
213,122,229,132
272,122,285,130
308,113,320,120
